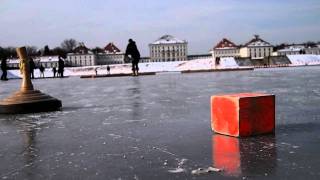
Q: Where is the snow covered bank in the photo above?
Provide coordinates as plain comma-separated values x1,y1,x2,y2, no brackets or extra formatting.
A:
287,55,320,66
0,70,21,79
3,57,244,79
219,57,239,68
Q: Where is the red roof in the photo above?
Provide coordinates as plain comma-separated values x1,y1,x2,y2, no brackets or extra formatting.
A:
104,43,121,53
214,38,238,49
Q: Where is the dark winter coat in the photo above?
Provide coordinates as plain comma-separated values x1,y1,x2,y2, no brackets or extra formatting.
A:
125,41,140,61
1,59,7,71
29,59,35,72
58,59,64,72
39,65,45,72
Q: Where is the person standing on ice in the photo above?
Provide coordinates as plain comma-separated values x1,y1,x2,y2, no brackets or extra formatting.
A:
39,65,45,78
1,59,8,81
58,56,64,78
125,39,140,76
29,57,35,79
107,65,110,74
95,67,98,76
52,66,57,77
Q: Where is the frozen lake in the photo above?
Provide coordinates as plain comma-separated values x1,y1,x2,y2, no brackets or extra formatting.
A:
1,66,320,179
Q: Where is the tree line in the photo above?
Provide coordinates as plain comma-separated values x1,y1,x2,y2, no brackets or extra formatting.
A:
0,39,78,60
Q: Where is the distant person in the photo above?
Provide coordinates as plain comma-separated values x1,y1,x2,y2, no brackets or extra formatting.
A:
95,67,98,76
58,56,65,78
39,65,45,78
107,65,110,74
52,67,57,77
1,59,8,81
215,57,220,66
29,58,35,79
125,39,140,76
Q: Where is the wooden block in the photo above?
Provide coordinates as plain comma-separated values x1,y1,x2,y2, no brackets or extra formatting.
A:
211,93,275,137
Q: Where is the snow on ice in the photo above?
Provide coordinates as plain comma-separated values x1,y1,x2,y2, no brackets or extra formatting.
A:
2,55,320,79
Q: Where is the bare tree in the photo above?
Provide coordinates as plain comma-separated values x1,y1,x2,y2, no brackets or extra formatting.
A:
61,39,78,52
43,45,51,56
0,46,17,59
52,47,67,58
305,41,316,47
26,46,38,56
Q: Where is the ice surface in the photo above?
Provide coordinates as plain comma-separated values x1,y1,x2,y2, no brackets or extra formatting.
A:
1,66,320,179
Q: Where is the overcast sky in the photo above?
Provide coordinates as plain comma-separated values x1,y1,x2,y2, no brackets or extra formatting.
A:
0,0,319,56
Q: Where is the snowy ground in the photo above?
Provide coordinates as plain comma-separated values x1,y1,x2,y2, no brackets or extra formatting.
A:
2,55,320,79
287,55,320,66
2,57,243,79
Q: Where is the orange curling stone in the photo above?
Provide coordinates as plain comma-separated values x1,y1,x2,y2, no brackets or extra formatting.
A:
211,93,275,137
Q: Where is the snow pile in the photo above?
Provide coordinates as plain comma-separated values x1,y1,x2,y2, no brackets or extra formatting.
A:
177,58,214,71
278,46,303,52
287,55,320,66
219,57,239,68
151,35,186,44
66,66,102,76
139,61,182,72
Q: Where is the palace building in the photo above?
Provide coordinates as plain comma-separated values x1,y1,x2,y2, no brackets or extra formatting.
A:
240,35,273,59
66,43,96,67
211,38,240,60
149,35,188,62
96,42,125,65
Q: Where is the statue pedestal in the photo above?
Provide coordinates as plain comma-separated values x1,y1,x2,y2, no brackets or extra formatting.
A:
0,90,62,114
0,47,62,114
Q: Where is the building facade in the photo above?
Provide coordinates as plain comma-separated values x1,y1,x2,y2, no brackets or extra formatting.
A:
66,43,96,67
95,42,125,65
211,38,240,59
187,54,212,60
149,35,188,62
37,56,60,68
7,56,61,68
7,59,19,68
140,57,151,63
96,53,124,65
240,35,273,59
305,46,320,55
66,53,96,67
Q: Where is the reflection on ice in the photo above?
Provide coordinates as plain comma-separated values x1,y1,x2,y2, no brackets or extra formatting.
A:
212,134,277,177
212,135,241,176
